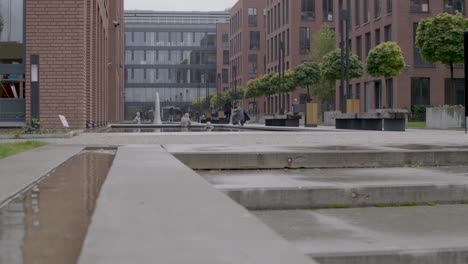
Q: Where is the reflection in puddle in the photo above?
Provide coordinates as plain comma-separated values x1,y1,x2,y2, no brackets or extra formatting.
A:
0,150,115,264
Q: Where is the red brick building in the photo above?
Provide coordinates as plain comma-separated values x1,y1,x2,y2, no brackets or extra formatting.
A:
229,0,266,92
264,0,334,114
335,0,466,112
0,0,124,129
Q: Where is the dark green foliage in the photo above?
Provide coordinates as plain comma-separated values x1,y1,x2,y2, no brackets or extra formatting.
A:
367,42,405,79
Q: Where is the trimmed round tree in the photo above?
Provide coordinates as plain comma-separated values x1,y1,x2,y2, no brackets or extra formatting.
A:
416,12,468,90
367,42,405,79
293,61,320,99
320,48,364,81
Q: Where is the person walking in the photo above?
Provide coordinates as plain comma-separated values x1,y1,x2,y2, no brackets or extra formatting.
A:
231,102,244,125
224,101,232,122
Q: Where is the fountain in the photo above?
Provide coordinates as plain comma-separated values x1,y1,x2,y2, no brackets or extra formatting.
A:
153,92,162,125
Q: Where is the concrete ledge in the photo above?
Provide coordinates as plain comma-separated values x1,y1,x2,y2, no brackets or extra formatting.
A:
171,148,468,169
0,145,84,205
79,145,317,264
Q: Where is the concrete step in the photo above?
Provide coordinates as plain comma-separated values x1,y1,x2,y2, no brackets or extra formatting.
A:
253,205,468,264
199,166,468,209
167,144,468,169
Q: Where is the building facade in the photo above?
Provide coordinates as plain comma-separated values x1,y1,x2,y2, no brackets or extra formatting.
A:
216,23,230,94
0,0,124,129
335,0,466,112
124,11,229,120
229,0,266,92
261,0,334,114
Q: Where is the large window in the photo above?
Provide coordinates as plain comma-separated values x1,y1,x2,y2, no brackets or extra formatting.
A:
386,78,393,108
445,78,465,105
301,0,315,21
410,0,429,12
413,23,433,66
248,8,258,27
365,32,371,57
375,28,381,46
355,0,360,26
223,51,229,65
387,0,393,14
299,27,311,54
249,31,260,50
323,0,334,21
374,80,382,109
248,54,258,74
384,24,392,41
222,33,229,49
444,0,465,14
374,0,381,19
364,0,370,23
0,0,24,65
222,69,228,84
411,78,430,105
356,36,362,61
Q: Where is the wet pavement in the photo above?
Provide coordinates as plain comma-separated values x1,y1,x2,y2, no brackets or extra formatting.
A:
0,150,115,264
253,205,468,262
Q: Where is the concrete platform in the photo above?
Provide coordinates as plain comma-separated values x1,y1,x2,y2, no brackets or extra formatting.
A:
199,166,468,209
0,145,84,206
78,145,317,264
166,144,468,169
253,205,468,264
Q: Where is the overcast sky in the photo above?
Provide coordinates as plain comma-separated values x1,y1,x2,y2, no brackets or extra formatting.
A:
124,0,237,11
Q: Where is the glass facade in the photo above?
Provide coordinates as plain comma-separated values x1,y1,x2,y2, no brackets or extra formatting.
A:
0,0,25,123
124,11,229,116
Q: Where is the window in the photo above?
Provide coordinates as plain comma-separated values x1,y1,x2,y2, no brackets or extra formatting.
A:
413,23,433,66
410,0,429,12
364,0,370,22
249,31,260,50
356,36,362,60
286,0,290,24
287,29,290,56
222,69,228,83
356,83,361,99
299,27,311,54
323,0,334,21
248,8,258,27
445,78,465,105
222,33,229,49
375,28,381,45
374,80,382,109
374,0,381,18
384,24,392,41
411,78,430,105
444,0,465,14
387,0,392,13
248,54,258,74
355,0,360,26
223,51,229,65
386,78,393,108
365,32,371,57
301,0,315,20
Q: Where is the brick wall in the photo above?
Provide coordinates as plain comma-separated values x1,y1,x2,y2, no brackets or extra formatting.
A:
25,0,124,129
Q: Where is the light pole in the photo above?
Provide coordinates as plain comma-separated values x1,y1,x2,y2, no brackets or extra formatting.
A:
340,9,350,113
205,73,209,113
217,73,221,110
233,65,237,98
279,39,285,115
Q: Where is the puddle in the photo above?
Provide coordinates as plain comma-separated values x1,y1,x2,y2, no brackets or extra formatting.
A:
314,146,372,151
0,150,115,264
388,144,446,150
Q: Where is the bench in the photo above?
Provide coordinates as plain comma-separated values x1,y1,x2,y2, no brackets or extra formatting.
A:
265,115,301,127
335,111,407,131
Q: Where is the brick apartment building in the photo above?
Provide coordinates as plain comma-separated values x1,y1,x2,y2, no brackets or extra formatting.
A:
335,0,466,112
264,0,334,114
216,23,230,94
229,0,266,94
0,0,124,129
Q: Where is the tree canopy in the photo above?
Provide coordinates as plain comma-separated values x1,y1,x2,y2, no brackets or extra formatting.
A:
416,12,468,67
310,25,336,63
366,42,405,79
293,61,320,97
320,48,364,81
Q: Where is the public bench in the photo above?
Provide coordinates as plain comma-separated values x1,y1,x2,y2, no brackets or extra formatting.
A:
335,111,407,131
265,114,301,127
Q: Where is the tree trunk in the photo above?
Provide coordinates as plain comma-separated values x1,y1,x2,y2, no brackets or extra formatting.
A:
450,60,454,105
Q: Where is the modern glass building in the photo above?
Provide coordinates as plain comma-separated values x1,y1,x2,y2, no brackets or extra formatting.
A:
124,11,229,120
